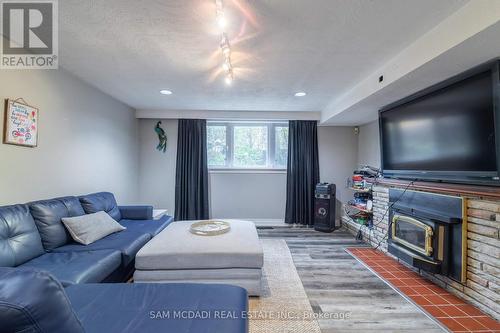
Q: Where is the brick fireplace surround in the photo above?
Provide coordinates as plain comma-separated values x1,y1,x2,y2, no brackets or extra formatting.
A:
342,180,500,321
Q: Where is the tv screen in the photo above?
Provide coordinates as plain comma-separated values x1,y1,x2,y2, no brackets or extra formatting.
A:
380,64,500,185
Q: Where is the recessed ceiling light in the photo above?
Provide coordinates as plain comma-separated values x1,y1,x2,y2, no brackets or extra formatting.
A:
294,92,307,97
160,90,173,95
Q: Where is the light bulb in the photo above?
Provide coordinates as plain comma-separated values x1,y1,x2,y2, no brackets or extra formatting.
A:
222,58,232,72
222,47,231,57
220,35,230,51
215,0,226,28
217,15,227,28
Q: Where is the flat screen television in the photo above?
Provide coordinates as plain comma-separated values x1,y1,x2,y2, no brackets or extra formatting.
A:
379,60,500,186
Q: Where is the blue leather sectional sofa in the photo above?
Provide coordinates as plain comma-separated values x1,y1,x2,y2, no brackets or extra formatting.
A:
0,192,249,332
0,268,248,333
0,192,172,285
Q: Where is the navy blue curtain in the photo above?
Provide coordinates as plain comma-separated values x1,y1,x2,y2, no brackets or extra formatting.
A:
285,121,320,225
174,119,209,221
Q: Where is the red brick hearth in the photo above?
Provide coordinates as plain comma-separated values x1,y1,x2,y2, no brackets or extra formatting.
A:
348,248,500,333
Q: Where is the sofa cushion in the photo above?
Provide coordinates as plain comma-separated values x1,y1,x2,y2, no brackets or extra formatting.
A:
80,192,122,221
0,204,45,267
60,196,87,216
20,250,122,286
29,196,85,250
0,267,85,333
62,211,126,245
119,205,153,220
119,215,173,237
66,283,248,333
52,230,150,268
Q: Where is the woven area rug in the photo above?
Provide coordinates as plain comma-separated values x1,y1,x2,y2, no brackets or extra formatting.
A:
249,239,321,333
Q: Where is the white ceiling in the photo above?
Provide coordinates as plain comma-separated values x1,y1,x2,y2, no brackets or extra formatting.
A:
59,0,469,114
323,21,500,125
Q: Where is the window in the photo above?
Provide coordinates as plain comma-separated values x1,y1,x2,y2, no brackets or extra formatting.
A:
207,125,227,167
274,125,288,168
207,122,288,169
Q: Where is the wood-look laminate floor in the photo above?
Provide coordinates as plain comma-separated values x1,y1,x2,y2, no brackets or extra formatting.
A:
257,226,446,333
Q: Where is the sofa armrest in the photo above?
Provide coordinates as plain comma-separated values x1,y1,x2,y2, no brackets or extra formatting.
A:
118,206,153,220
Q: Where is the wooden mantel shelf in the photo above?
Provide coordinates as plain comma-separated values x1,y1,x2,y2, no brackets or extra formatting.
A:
366,178,500,199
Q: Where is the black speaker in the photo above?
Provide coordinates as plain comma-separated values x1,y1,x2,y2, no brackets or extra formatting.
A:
314,183,337,232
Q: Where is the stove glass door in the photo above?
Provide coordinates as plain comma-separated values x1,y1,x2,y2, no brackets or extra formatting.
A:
392,214,433,256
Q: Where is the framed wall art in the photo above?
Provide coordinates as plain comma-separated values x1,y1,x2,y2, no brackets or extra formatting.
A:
3,99,39,147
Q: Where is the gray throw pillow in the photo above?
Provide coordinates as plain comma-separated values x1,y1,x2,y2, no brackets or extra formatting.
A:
61,211,126,245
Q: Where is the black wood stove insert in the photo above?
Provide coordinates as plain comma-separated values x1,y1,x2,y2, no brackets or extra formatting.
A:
388,189,466,282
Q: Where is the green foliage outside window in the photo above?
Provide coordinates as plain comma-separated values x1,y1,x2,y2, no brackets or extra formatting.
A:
275,126,288,168
207,125,226,166
233,126,267,167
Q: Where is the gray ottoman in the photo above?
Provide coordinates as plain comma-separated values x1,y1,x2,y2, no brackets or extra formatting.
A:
134,219,264,296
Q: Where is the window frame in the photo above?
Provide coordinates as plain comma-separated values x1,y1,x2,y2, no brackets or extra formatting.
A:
207,121,288,170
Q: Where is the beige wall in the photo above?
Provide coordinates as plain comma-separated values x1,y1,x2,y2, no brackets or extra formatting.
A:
137,119,178,214
209,171,287,220
137,119,287,220
0,69,139,205
137,120,358,220
318,126,358,218
357,120,381,169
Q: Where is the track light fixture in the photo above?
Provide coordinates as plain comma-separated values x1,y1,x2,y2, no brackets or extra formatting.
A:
215,0,234,85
